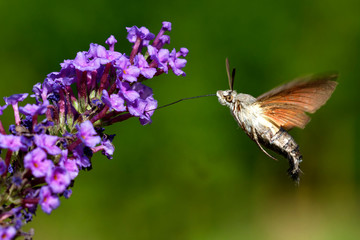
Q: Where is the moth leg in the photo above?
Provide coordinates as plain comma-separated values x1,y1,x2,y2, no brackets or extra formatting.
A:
252,128,278,161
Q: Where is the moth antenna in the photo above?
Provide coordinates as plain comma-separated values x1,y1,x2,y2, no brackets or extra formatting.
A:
225,58,235,91
231,68,235,91
225,58,232,90
252,128,278,161
146,94,216,112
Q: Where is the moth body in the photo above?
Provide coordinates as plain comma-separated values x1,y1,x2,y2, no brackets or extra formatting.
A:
217,89,302,182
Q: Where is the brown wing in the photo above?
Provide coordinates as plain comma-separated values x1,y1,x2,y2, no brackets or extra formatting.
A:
257,73,338,130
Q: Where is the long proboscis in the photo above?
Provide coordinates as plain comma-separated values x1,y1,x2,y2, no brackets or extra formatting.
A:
146,94,216,112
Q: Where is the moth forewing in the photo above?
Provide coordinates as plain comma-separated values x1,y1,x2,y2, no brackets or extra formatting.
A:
256,72,338,100
256,73,338,130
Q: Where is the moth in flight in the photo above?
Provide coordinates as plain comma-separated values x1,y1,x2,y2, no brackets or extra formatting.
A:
217,59,337,183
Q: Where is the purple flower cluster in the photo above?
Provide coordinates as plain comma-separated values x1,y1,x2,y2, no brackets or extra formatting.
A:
0,21,187,239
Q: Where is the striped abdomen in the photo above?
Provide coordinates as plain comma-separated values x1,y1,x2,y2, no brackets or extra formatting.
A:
259,128,302,183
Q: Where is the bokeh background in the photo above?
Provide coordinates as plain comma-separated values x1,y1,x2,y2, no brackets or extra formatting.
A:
1,0,360,239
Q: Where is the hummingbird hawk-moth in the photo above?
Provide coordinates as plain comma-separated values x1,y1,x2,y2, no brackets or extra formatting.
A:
217,59,337,183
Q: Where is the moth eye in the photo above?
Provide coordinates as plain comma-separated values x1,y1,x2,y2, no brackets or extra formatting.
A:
225,95,233,102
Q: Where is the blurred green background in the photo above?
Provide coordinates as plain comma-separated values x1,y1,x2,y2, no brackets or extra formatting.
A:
1,0,360,239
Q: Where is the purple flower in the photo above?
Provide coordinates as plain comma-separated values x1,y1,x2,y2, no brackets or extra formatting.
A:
125,83,157,124
92,138,115,160
126,26,155,46
60,59,75,70
33,119,54,134
85,43,122,66
80,43,123,64
105,35,117,51
23,148,53,178
127,99,147,117
168,48,187,76
152,21,172,49
40,78,62,102
147,46,169,73
101,139,115,159
101,90,111,106
125,82,153,117
115,55,140,82
32,82,43,102
87,44,107,59
178,48,189,57
0,134,26,151
14,210,23,230
24,211,33,223
0,160,6,175
8,125,19,136
9,206,22,215
12,175,22,187
4,94,28,125
133,82,154,99
106,50,123,62
128,97,157,126
19,115,33,130
19,100,49,116
59,150,79,180
162,21,172,31
8,165,13,174
46,72,75,88
20,136,33,149
139,96,158,125
72,51,101,72
108,94,126,112
76,121,101,148
4,93,28,105
0,226,17,240
134,54,157,79
63,189,72,199
23,189,39,213
0,22,188,235
156,35,170,48
116,80,140,103
62,159,78,180
46,167,71,194
39,186,60,214
73,144,91,168
101,90,126,112
0,104,8,115
34,134,62,155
